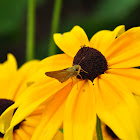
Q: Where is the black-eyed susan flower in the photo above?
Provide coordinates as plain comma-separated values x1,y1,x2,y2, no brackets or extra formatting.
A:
0,53,41,140
0,54,63,140
1,25,140,140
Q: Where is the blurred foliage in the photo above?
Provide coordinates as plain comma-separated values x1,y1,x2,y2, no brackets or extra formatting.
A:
0,0,45,64
0,0,140,65
36,0,140,60
0,0,26,35
0,0,45,35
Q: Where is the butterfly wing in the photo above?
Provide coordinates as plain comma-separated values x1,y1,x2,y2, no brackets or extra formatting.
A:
45,69,72,83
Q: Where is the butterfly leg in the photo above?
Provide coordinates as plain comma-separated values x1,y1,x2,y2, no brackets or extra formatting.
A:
71,77,74,87
81,68,88,73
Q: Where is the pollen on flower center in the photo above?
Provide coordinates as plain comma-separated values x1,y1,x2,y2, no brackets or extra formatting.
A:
73,46,108,81
0,99,23,138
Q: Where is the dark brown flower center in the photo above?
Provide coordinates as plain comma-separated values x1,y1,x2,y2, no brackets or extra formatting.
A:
73,46,108,81
0,99,23,138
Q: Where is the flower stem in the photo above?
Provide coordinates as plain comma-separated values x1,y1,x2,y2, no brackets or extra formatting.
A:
26,0,35,61
48,0,62,56
96,115,103,140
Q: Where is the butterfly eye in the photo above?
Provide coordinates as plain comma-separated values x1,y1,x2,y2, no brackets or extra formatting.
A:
75,68,78,71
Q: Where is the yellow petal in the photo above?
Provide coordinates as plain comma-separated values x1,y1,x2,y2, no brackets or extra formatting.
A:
135,95,140,104
53,26,90,58
106,68,140,96
105,27,140,63
23,54,73,85
23,115,40,128
22,112,42,130
4,106,43,140
94,74,140,140
3,129,13,140
53,130,63,140
115,25,125,37
90,25,125,56
0,103,18,134
38,53,73,72
28,54,72,84
31,82,74,140
11,60,40,101
70,26,90,46
108,45,140,68
64,80,96,140
0,54,17,99
5,78,73,139
1,53,17,73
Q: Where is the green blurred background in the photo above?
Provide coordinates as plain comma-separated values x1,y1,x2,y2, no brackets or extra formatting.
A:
0,0,140,66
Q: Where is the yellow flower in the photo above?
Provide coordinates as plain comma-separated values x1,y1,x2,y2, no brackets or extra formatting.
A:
1,25,140,140
0,54,42,140
0,54,63,140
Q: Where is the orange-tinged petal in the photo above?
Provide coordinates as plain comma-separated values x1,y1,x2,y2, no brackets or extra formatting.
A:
54,26,90,58
106,68,140,96
13,127,31,140
90,25,125,56
0,54,17,99
5,78,73,139
13,132,21,140
94,74,140,140
31,82,74,140
105,27,140,62
64,80,96,140
16,129,30,140
20,125,34,137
